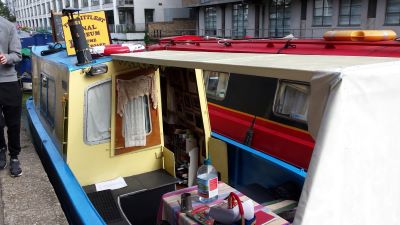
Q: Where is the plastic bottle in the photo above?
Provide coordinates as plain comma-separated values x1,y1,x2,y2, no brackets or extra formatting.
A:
197,159,218,203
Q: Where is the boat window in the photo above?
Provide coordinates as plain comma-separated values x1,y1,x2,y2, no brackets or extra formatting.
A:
84,79,112,145
204,71,230,101
40,73,55,126
273,80,310,122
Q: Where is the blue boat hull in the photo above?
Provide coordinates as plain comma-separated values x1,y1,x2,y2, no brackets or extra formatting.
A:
26,98,106,225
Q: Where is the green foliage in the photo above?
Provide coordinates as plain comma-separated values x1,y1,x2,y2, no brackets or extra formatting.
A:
20,26,32,32
0,1,16,22
144,32,150,45
36,28,51,34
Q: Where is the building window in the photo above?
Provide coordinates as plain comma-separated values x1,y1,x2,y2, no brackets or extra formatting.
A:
204,7,216,36
84,79,112,145
385,0,400,25
145,9,154,24
269,0,292,37
119,10,126,24
91,0,99,6
204,71,230,101
313,0,332,26
83,0,88,7
232,3,248,38
338,0,362,26
273,80,310,123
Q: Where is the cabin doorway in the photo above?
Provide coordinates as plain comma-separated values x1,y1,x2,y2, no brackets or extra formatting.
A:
110,65,209,186
160,67,208,187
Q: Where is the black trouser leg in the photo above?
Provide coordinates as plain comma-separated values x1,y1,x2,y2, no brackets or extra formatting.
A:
0,81,22,158
0,128,6,150
2,104,22,158
0,106,6,149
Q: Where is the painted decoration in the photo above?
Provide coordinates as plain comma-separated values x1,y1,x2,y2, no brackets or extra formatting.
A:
62,11,110,56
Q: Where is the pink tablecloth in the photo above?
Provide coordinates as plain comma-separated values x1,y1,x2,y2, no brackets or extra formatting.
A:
159,182,289,225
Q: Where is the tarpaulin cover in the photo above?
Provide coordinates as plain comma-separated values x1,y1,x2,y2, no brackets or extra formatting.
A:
295,61,400,225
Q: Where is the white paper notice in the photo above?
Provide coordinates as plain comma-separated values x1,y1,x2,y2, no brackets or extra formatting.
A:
95,177,127,191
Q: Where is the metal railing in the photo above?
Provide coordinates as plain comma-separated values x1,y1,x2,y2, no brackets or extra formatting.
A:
118,0,133,6
197,27,357,39
150,29,197,38
109,24,137,33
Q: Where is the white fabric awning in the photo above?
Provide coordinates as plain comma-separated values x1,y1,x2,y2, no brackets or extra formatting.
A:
112,50,398,82
295,61,400,225
112,50,398,138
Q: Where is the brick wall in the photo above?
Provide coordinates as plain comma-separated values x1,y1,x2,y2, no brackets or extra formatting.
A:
148,19,196,38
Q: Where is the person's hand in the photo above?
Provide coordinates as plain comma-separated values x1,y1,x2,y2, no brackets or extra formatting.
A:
0,54,7,64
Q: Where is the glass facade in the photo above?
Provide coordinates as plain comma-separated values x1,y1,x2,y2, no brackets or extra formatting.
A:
205,7,217,36
338,0,362,26
91,0,99,6
269,0,292,37
232,3,248,38
385,0,400,25
313,0,333,26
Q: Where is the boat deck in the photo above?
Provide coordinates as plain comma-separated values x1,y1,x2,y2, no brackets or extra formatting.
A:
0,100,67,225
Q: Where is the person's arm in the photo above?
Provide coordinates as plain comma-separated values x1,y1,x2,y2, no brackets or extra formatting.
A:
4,26,22,65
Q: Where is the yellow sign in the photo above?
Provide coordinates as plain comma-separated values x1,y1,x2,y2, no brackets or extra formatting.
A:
62,11,110,56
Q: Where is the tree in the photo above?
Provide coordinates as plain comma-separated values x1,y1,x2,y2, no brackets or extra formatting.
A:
0,1,16,22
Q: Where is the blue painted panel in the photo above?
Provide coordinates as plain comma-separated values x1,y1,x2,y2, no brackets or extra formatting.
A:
16,57,32,75
26,98,106,225
20,37,35,48
31,46,112,72
33,33,53,45
211,132,306,189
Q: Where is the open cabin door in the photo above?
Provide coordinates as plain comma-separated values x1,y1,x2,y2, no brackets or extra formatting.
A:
110,66,164,156
110,53,217,186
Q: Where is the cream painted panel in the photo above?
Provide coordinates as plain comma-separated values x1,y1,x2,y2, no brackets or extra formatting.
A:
66,62,163,186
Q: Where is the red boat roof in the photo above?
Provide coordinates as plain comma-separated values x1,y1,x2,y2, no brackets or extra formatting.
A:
150,36,400,58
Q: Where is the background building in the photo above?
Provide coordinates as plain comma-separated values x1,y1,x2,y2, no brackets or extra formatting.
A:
5,0,16,16
183,0,400,39
13,0,192,34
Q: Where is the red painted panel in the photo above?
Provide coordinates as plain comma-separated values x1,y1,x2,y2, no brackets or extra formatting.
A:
208,104,253,144
154,38,400,58
255,118,314,142
252,118,315,169
208,103,315,170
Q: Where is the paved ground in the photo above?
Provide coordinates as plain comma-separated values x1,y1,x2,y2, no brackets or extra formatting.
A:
0,103,68,225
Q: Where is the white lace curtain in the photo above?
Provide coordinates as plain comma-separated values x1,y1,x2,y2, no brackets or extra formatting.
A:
281,84,309,119
117,74,157,147
122,97,146,147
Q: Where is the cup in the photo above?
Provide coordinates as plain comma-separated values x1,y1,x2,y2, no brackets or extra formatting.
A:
180,193,193,213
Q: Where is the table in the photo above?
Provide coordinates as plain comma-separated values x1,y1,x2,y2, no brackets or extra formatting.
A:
159,182,289,225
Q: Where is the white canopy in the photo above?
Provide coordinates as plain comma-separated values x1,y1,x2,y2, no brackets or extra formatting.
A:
112,50,398,138
295,61,400,225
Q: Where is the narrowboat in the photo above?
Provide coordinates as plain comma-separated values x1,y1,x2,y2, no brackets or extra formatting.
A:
26,23,400,225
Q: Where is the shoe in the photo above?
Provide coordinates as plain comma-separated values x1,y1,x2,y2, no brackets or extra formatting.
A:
0,147,6,169
10,158,22,177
